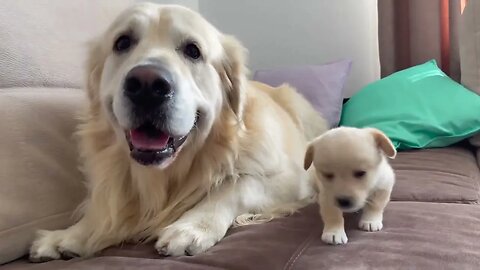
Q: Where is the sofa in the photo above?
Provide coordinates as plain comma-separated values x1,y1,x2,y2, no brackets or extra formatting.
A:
1,1,480,270
3,146,480,269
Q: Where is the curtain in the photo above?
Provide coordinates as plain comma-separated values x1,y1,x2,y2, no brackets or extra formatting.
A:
378,0,466,81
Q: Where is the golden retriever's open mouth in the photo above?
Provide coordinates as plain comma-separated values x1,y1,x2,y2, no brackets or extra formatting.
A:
125,123,189,166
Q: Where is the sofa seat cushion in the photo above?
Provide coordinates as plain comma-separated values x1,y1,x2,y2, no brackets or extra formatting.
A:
2,204,318,269
4,203,480,270
0,88,86,264
391,146,480,203
295,202,480,270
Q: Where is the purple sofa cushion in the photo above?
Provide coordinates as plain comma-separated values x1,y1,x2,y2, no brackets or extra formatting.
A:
253,59,352,127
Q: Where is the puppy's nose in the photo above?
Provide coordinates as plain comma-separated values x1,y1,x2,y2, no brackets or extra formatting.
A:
336,197,353,209
124,64,174,105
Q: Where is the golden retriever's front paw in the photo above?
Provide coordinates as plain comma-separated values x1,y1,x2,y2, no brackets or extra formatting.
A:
155,222,222,256
359,219,383,232
321,228,348,245
29,230,83,263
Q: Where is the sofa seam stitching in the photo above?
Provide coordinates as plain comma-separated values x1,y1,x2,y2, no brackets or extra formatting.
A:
0,211,74,236
283,229,318,270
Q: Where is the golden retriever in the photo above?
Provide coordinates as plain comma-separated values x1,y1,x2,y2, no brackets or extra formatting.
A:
304,127,396,245
29,3,327,261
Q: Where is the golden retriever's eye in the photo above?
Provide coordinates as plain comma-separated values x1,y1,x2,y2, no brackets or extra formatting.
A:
322,172,334,181
183,42,202,60
114,35,133,53
353,170,366,178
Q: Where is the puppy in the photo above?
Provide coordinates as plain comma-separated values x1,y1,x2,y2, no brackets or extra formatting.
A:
304,127,396,245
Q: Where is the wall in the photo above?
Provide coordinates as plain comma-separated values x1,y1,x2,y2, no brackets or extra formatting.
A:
139,0,198,10
137,0,379,96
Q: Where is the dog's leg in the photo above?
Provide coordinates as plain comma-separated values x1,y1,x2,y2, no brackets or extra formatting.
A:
29,217,92,262
155,182,241,256
319,194,348,245
359,188,391,232
155,176,273,256
29,203,121,262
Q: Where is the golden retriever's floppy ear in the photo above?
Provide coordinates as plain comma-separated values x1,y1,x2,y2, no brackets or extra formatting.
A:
85,38,106,109
304,143,315,170
367,128,397,159
216,35,248,119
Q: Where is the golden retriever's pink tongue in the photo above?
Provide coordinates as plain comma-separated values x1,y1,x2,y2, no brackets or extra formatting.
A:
130,130,169,150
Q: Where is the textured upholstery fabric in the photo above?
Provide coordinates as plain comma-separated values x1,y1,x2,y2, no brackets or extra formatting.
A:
390,146,480,203
4,201,480,270
0,88,86,264
0,0,132,89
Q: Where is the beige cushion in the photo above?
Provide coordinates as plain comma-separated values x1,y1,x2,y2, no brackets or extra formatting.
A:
0,0,133,89
460,0,480,94
0,88,87,264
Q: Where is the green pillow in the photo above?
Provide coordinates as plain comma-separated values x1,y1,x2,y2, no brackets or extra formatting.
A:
340,60,480,150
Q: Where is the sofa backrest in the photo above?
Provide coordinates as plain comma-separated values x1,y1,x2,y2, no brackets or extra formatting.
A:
0,0,133,89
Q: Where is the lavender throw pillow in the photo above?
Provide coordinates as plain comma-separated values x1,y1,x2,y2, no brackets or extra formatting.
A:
253,59,352,127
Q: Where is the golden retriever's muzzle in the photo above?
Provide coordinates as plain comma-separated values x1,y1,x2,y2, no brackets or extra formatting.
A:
122,63,193,166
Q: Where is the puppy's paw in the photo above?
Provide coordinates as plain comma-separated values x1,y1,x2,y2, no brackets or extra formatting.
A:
29,230,84,263
359,219,383,232
321,228,348,245
155,221,223,256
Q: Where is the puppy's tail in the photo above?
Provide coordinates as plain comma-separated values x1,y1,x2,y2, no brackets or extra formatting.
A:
233,195,316,227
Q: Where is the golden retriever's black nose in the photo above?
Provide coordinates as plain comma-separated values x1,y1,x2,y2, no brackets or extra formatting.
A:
124,64,174,104
336,197,353,209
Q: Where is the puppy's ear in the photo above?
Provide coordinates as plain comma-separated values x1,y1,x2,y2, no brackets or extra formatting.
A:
304,143,315,170
85,38,106,109
216,35,248,120
367,128,397,159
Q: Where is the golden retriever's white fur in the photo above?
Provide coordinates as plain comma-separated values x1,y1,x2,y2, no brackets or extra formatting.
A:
304,127,396,245
29,3,327,261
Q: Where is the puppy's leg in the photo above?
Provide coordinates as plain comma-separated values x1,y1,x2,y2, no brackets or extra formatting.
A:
319,195,348,245
359,189,391,232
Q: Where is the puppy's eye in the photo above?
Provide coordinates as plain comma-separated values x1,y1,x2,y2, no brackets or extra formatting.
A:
322,173,334,181
353,170,366,178
114,35,133,53
183,42,202,60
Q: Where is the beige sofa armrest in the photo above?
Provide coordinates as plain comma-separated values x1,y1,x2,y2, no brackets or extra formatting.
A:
0,88,86,264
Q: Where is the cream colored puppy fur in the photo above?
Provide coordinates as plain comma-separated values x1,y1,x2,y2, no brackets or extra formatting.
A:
29,3,327,261
304,127,396,245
